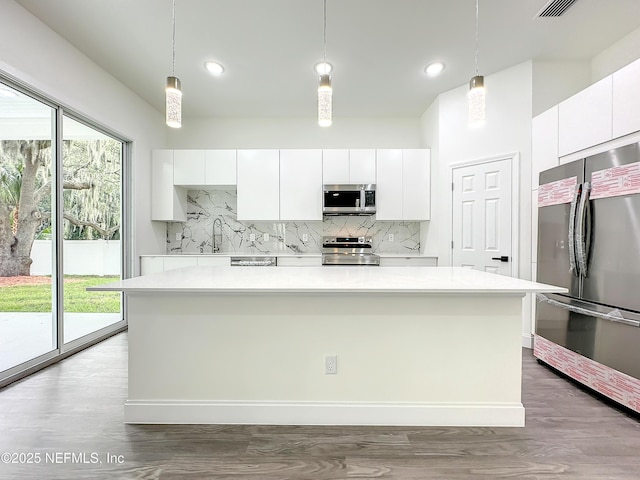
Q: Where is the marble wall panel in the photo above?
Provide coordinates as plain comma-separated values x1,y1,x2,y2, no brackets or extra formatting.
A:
166,190,420,254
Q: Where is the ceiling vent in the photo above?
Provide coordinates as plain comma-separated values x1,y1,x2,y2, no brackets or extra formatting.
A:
536,0,579,17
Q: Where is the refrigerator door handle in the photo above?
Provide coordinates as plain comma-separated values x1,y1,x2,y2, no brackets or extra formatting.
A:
568,184,581,277
576,182,591,278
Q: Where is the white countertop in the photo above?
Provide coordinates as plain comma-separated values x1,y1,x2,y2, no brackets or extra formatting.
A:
140,253,436,258
90,266,566,295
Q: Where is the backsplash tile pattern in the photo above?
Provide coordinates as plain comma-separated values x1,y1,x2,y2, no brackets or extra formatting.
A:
166,190,420,254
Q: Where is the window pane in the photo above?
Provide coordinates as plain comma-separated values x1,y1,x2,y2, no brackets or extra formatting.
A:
62,116,122,344
0,84,56,372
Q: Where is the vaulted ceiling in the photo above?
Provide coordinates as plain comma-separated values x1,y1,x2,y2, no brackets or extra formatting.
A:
14,0,640,119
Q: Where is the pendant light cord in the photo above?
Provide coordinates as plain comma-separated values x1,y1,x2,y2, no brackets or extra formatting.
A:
323,0,327,63
474,0,479,75
172,0,176,75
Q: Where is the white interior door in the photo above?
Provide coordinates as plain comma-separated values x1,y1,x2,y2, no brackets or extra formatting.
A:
452,158,513,276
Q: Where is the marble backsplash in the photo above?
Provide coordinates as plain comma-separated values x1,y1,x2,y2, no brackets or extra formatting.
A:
166,190,420,255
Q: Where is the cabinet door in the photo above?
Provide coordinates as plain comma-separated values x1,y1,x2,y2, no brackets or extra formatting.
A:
322,149,349,184
237,149,280,220
197,256,230,267
613,58,640,139
375,149,403,220
379,257,437,267
276,256,322,267
163,257,198,271
532,107,559,188
140,257,164,275
151,150,187,222
349,149,376,184
402,149,430,221
205,150,237,186
173,150,206,185
280,149,323,221
558,76,613,156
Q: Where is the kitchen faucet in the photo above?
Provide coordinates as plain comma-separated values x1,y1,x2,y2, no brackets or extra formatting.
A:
212,217,223,253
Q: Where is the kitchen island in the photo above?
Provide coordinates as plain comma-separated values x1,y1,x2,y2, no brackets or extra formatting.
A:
90,266,565,426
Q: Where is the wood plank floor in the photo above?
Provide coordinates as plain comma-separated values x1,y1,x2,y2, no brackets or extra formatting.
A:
0,332,639,479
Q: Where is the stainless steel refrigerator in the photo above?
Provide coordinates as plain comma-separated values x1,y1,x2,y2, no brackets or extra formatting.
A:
534,142,640,414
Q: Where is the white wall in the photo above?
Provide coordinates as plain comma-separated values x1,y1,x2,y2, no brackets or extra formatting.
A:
0,0,167,275
592,26,640,82
532,60,591,117
167,117,422,149
419,98,439,256
421,61,534,344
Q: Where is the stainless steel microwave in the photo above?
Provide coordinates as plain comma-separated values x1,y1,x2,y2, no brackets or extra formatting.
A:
322,184,376,215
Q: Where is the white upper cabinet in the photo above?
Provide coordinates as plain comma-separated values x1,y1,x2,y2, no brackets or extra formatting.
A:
322,149,376,184
151,150,187,222
349,149,376,184
173,149,206,186
375,149,430,221
612,58,640,139
237,149,280,221
279,149,323,221
322,149,350,184
375,149,403,220
532,106,559,184
173,149,236,187
205,150,237,186
402,149,430,221
558,76,613,157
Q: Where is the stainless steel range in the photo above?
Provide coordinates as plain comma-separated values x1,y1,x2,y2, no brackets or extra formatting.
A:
321,236,380,266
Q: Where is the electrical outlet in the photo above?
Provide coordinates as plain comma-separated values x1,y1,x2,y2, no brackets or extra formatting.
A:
302,234,309,242
175,232,181,241
249,233,256,242
388,233,394,242
324,355,337,375
263,233,269,242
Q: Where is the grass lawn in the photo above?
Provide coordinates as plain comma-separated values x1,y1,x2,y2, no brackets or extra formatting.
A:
0,276,120,313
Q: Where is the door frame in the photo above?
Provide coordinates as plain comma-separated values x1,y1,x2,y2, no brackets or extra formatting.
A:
449,152,520,277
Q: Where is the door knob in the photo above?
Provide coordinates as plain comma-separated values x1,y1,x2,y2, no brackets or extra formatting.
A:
491,256,509,262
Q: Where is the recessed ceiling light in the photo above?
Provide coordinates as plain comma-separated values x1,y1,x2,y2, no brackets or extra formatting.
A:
314,61,333,75
424,62,445,77
204,61,224,76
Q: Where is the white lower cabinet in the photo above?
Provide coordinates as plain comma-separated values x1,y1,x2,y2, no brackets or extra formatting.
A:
379,256,437,267
277,256,322,267
141,256,231,275
140,257,165,275
197,256,231,267
162,257,198,271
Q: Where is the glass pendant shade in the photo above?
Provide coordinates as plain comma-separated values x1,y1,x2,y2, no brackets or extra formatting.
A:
166,76,182,128
468,75,485,127
318,74,332,127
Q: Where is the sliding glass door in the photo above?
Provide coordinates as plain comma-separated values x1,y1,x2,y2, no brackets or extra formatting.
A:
0,84,56,373
62,116,122,344
0,80,127,385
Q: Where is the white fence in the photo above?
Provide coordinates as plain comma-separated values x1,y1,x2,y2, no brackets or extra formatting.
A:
30,240,120,276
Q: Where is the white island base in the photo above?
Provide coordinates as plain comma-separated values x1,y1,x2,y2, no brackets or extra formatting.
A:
92,266,565,427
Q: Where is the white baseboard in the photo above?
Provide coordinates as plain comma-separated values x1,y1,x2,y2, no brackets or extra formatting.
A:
124,400,525,427
522,334,533,349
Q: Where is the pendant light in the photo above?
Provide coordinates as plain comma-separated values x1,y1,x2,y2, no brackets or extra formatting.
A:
166,0,182,128
468,0,485,127
317,0,332,127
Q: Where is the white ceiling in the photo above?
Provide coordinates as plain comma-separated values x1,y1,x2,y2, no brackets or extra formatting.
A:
13,0,640,120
